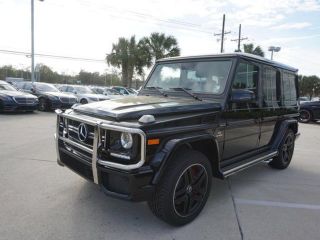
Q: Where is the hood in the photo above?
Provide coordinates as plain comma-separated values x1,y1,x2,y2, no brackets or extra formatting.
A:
81,93,109,100
73,95,221,121
46,91,76,98
0,90,37,98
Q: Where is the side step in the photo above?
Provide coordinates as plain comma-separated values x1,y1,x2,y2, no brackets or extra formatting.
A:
221,150,278,178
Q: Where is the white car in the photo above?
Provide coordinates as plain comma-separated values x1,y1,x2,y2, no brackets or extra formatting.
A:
90,86,123,99
59,85,109,104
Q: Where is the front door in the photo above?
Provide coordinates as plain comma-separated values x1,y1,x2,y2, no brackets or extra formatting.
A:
222,61,261,160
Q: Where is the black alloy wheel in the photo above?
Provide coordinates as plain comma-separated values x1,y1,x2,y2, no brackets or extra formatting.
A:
299,110,312,123
38,98,48,111
269,129,295,169
173,164,208,218
148,149,212,226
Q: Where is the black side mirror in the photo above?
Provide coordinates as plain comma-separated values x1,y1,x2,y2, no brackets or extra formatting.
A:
230,89,256,103
30,88,35,93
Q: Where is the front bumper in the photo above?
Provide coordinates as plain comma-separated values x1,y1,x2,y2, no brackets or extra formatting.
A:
50,101,76,110
54,112,153,202
1,101,38,112
57,143,154,201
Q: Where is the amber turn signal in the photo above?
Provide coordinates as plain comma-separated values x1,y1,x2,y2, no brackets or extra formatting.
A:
147,138,160,145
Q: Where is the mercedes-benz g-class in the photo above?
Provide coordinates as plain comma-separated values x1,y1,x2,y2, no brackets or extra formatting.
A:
55,53,300,226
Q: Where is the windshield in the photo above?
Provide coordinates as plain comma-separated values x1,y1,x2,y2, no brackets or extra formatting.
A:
105,88,121,95
145,60,232,95
74,86,94,94
0,83,17,91
34,83,59,92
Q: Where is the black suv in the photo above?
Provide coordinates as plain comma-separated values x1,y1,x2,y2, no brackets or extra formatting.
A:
55,53,300,226
16,82,78,111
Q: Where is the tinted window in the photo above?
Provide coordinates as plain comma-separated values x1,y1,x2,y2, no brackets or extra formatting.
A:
282,72,297,106
233,62,258,93
262,67,279,108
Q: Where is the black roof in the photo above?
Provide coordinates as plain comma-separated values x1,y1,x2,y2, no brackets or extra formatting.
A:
157,52,298,72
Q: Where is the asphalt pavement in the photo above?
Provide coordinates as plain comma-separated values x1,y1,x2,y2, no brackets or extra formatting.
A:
0,112,320,240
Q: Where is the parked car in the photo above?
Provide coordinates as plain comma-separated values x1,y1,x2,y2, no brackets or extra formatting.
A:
299,100,320,123
90,86,123,98
54,53,300,226
16,82,78,111
0,80,38,112
58,85,109,104
112,86,137,95
298,96,310,104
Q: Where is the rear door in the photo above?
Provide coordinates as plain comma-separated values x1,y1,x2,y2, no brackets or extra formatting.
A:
222,61,261,160
259,66,281,147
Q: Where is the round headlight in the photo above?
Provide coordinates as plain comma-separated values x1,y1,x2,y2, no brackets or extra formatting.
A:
120,132,133,149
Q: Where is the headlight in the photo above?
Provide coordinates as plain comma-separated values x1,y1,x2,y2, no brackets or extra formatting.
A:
120,132,133,149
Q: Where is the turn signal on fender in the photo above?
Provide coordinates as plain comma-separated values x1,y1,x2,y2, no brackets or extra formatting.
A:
147,138,160,145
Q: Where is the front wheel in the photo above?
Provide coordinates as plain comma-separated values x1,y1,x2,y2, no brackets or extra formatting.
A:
80,99,88,104
38,98,49,111
269,129,295,169
148,149,212,226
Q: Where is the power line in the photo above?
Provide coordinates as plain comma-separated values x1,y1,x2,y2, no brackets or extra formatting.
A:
0,49,106,63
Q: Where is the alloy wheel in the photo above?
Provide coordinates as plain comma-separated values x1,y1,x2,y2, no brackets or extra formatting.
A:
282,134,294,163
173,164,208,218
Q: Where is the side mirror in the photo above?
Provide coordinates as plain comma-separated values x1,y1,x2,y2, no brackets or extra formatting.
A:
230,89,256,103
73,90,77,94
30,88,35,93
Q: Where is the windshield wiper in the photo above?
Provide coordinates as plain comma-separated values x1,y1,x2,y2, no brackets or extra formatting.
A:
170,87,202,101
145,86,168,97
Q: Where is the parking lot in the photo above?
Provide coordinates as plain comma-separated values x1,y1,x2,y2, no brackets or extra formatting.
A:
0,112,320,240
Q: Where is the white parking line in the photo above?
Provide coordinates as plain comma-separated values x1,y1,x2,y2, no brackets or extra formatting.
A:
235,198,320,210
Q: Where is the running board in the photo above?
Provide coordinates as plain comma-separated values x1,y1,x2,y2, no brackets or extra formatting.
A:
221,151,278,178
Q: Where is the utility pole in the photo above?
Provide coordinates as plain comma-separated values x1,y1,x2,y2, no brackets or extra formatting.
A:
231,24,248,52
31,0,44,83
214,14,231,53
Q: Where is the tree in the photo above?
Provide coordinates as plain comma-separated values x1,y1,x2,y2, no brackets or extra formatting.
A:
106,36,140,87
139,32,180,63
242,43,265,57
299,75,320,98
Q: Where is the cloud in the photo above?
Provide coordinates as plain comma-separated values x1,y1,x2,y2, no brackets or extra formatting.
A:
271,22,312,30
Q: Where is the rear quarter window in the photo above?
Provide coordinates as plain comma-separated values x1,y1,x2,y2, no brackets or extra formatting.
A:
282,72,297,106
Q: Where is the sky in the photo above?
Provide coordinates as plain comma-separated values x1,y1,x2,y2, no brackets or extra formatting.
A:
0,0,320,76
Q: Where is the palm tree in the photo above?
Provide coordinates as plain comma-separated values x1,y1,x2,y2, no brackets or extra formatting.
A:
139,32,180,62
242,43,265,57
106,36,139,87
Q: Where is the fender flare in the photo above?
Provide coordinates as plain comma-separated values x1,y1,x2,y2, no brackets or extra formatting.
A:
271,119,298,151
150,133,222,184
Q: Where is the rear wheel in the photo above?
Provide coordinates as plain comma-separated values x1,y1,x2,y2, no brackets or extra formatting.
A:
299,109,312,123
38,98,49,111
269,129,295,169
148,149,212,226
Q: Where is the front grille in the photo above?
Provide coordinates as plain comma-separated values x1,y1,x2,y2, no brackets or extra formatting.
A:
14,97,37,104
67,119,94,147
60,97,76,104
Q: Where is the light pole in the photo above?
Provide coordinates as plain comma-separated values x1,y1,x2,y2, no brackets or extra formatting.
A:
268,46,281,60
31,0,44,83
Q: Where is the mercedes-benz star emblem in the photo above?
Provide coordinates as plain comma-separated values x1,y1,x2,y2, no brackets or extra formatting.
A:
78,123,88,142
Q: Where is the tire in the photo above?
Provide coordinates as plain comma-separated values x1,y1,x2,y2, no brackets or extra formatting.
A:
299,109,312,123
148,149,212,226
269,129,295,169
38,98,49,111
80,99,88,104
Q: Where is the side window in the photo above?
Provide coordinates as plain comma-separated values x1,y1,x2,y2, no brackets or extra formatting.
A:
230,62,259,109
233,62,258,92
262,67,279,108
282,72,297,106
